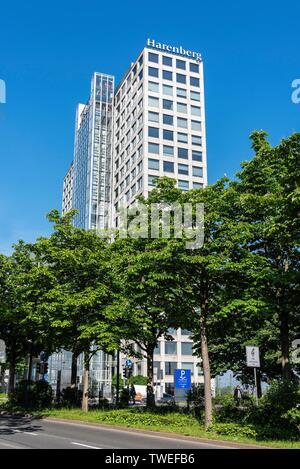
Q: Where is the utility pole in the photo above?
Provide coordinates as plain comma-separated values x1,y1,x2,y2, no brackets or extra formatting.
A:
24,340,33,408
116,350,120,406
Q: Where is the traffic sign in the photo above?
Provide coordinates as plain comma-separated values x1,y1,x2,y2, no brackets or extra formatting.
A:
246,346,260,367
125,359,133,368
174,369,191,389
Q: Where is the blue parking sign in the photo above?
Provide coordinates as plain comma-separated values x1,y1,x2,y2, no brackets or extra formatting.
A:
174,369,191,389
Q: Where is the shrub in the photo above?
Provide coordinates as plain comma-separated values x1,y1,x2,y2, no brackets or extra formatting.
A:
208,422,258,439
283,407,300,433
10,380,53,409
61,387,82,408
248,381,300,430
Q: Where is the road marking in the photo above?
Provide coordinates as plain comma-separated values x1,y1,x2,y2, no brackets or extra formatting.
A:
13,429,38,436
71,442,102,449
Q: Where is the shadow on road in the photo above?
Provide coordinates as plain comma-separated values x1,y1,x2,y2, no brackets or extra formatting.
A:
0,415,44,435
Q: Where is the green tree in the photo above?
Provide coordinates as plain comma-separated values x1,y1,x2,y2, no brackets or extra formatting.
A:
205,132,300,384
31,210,133,411
112,179,193,407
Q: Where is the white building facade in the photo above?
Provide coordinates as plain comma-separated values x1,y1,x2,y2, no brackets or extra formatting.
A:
62,162,74,215
113,39,207,226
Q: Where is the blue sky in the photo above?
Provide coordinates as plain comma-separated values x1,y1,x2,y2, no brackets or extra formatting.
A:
0,0,299,254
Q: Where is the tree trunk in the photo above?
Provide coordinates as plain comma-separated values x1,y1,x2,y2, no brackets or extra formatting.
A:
279,310,291,380
8,349,16,396
81,352,90,412
71,352,78,387
146,348,155,408
199,312,212,430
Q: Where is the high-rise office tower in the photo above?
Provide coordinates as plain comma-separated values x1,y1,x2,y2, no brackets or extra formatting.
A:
112,39,207,227
61,40,209,398
72,72,114,230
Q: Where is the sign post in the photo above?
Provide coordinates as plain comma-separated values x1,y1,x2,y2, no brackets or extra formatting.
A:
246,346,260,406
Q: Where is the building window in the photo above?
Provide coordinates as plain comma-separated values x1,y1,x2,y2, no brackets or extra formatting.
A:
177,102,187,113
148,142,159,154
154,343,161,354
163,84,173,96
177,88,187,99
163,161,174,173
178,180,189,191
181,329,192,336
148,111,159,122
148,67,159,78
192,151,202,161
148,81,159,93
190,62,199,73
148,175,157,186
163,114,173,125
163,145,174,156
163,99,173,110
165,341,177,355
148,52,159,63
193,182,203,189
178,132,188,143
190,91,200,101
176,73,186,84
178,147,188,159
178,163,189,175
181,342,193,355
176,59,186,70
192,166,203,177
163,129,173,141
192,135,202,146
165,362,177,376
190,76,200,87
154,360,160,372
148,96,159,107
191,106,201,116
148,126,159,138
163,55,172,66
148,158,160,170
191,120,201,132
177,117,188,128
181,362,194,375
163,70,172,81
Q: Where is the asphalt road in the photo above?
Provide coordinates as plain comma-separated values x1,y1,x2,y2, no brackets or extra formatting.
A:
0,415,239,449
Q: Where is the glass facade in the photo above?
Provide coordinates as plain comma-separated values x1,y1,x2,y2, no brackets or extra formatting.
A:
73,73,114,230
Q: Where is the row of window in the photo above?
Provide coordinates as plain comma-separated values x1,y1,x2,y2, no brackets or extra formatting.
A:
148,176,203,191
148,131,202,146
148,81,200,101
148,52,200,74
149,116,201,133
148,67,200,87
154,362,201,377
148,159,203,177
154,341,194,355
148,145,202,161
148,97,201,116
